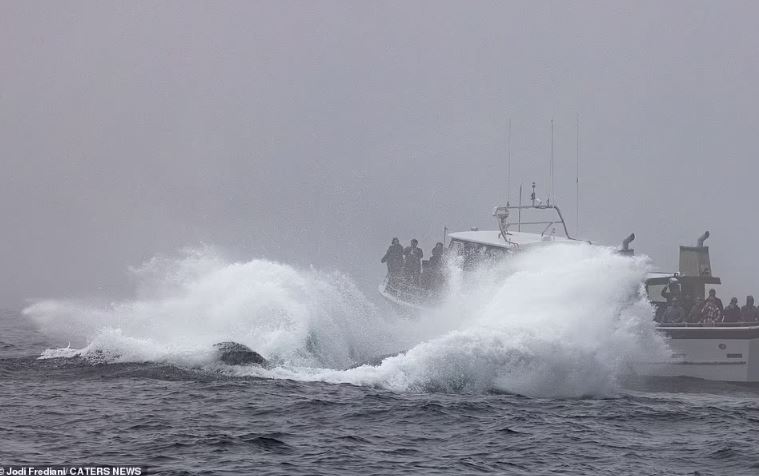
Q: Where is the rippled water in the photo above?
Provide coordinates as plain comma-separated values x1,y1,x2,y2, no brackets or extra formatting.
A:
2,311,759,476
4,246,759,474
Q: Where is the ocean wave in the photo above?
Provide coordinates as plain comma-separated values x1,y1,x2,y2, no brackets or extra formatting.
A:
24,244,667,397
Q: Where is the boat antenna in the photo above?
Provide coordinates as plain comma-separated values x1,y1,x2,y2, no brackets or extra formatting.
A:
506,118,512,204
550,119,555,205
518,183,523,231
576,113,580,235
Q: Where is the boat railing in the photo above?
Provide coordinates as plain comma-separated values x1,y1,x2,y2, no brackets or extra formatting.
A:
494,203,574,241
380,274,431,304
659,321,759,328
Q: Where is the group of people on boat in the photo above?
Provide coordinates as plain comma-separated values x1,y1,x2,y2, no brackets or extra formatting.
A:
381,237,445,295
657,278,759,325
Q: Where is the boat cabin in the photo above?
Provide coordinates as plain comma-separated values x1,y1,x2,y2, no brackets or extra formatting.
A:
447,184,583,257
644,232,729,325
380,185,587,307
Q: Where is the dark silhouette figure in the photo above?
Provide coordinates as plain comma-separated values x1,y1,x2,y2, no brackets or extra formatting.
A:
661,298,686,324
403,239,423,287
687,297,705,324
723,297,741,323
428,242,444,266
707,288,724,312
661,278,682,303
381,237,405,291
421,242,445,291
741,296,759,323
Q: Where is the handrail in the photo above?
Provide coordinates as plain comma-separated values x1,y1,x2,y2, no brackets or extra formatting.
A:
658,321,759,328
500,203,573,240
540,221,555,237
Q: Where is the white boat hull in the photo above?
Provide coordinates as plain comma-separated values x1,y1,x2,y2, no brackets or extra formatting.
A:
636,326,759,382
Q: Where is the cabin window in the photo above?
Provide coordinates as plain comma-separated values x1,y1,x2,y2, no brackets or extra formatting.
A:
646,283,668,304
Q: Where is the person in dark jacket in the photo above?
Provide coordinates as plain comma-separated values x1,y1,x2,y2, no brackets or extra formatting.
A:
381,238,404,290
427,242,444,267
421,242,445,291
661,278,682,303
707,288,724,312
661,298,686,324
741,296,759,323
723,297,741,323
403,239,424,287
687,297,705,324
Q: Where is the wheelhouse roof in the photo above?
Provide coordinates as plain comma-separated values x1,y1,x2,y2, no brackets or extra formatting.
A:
645,274,722,285
447,230,580,249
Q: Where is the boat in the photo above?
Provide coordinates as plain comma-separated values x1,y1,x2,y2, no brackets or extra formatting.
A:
379,183,587,310
637,234,759,382
378,184,759,382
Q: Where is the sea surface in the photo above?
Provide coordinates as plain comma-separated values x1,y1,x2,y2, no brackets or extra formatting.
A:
3,246,759,475
3,311,759,476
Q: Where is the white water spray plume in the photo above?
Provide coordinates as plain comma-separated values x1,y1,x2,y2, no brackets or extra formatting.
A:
23,244,667,398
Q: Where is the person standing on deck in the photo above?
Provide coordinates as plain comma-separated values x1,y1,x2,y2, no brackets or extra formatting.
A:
661,297,686,324
403,239,423,288
741,296,759,322
707,288,724,313
427,242,444,268
661,278,682,303
687,297,705,324
422,242,445,291
381,237,404,291
723,297,741,323
701,294,722,325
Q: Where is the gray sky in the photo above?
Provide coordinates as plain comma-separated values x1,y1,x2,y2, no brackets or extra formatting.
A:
2,1,758,309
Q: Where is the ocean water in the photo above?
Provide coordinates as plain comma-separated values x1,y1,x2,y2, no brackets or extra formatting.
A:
2,245,758,475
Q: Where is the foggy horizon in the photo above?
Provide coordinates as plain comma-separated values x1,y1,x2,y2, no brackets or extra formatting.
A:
4,3,759,474
3,1,759,310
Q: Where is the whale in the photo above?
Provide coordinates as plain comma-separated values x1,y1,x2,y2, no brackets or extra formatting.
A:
213,342,268,366
212,341,405,369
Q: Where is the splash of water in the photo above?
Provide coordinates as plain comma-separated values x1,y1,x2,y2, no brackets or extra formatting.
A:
24,244,667,397
341,244,666,397
25,247,396,368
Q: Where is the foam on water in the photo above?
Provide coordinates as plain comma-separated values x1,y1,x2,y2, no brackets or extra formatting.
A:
25,247,396,369
24,244,667,397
